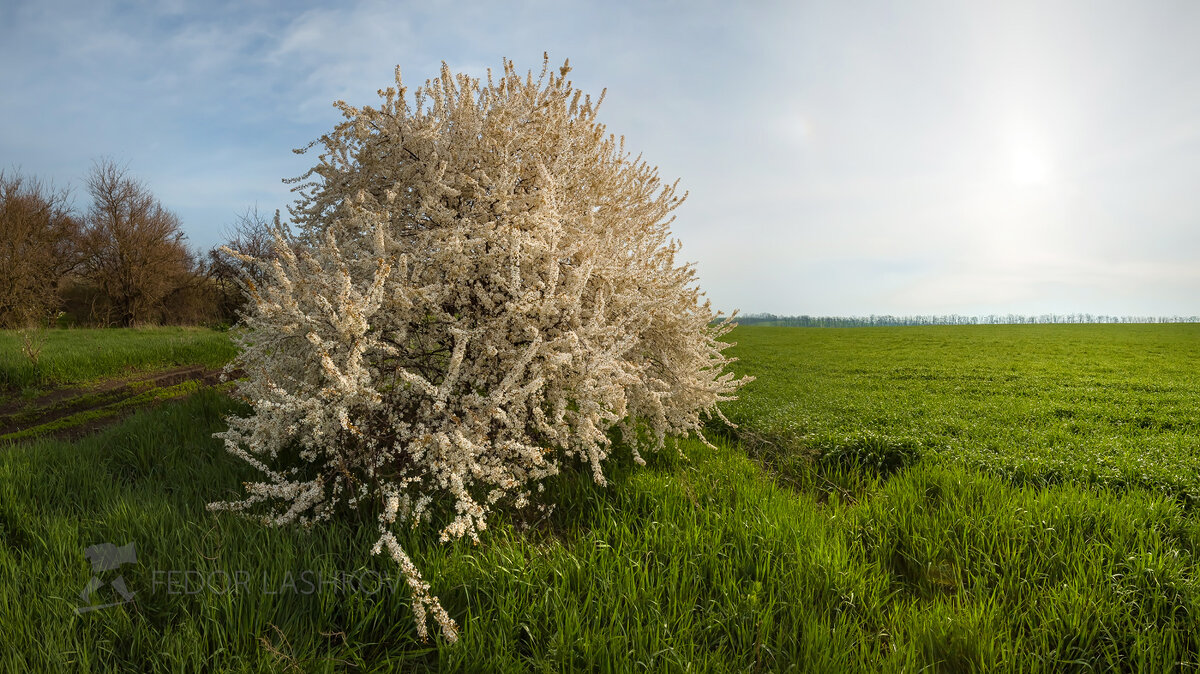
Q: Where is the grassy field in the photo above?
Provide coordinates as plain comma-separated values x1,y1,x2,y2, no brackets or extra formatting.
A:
0,326,236,393
721,324,1200,502
3,324,1200,671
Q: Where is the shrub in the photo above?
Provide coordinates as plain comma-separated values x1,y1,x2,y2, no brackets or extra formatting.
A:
210,55,749,641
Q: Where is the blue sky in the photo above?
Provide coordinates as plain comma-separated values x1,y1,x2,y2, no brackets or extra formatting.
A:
3,0,1199,316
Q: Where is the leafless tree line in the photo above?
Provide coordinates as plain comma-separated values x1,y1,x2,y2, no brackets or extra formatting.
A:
0,159,273,329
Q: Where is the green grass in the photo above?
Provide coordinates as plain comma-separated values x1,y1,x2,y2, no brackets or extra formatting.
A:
4,324,1200,671
0,379,232,443
0,326,236,392
721,324,1200,504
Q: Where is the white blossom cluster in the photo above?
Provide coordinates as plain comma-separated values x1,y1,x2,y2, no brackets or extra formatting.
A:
209,56,750,642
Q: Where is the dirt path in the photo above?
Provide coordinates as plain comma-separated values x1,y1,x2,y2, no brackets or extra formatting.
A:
0,365,235,443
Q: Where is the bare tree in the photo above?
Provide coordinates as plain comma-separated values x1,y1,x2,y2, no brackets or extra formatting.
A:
80,159,192,326
221,206,278,267
207,206,282,323
0,170,82,328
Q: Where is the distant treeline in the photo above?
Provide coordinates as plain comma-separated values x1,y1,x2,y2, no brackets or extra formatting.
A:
1,162,274,329
736,313,1200,327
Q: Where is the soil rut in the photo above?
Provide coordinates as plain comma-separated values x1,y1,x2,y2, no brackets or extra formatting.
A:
0,365,233,442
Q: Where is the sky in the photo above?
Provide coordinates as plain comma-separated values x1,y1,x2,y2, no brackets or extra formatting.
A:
2,0,1199,317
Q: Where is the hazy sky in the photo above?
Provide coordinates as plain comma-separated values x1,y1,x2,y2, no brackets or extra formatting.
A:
3,0,1199,316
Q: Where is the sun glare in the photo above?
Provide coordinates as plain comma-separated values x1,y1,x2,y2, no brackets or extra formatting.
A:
1008,145,1053,186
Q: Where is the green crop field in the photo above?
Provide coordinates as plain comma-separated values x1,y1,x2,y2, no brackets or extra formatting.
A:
3,324,1200,671
721,324,1200,502
0,327,236,393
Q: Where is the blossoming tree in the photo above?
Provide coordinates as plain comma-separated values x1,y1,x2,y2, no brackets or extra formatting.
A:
211,55,749,642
